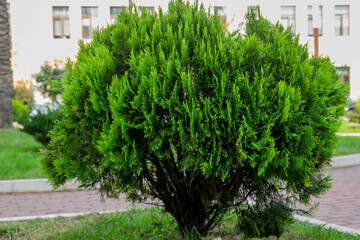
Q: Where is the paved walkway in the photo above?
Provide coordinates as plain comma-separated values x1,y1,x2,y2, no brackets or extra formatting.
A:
310,165,360,230
0,191,145,218
0,166,360,231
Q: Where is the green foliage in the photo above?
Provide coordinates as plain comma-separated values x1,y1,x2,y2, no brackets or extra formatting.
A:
34,62,65,103
21,107,63,145
12,99,29,122
13,79,34,110
17,63,65,145
347,100,360,123
41,1,348,237
236,202,295,238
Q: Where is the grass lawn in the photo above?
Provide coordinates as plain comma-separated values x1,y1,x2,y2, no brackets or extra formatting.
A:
339,121,360,133
0,208,358,239
0,128,45,180
334,136,360,156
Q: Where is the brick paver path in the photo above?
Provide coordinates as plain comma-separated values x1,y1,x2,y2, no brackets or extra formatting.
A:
0,190,145,218
310,165,360,230
0,166,359,231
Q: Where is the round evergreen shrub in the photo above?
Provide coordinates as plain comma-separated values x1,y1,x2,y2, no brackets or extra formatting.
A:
41,1,348,237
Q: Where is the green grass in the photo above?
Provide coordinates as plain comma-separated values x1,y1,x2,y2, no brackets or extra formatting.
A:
0,128,45,180
339,121,360,133
283,220,360,240
0,208,358,239
335,136,360,156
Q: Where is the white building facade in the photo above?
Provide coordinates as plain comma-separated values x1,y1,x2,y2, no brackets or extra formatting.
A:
7,0,360,101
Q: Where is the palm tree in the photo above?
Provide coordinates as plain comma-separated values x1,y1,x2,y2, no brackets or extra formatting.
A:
0,0,13,128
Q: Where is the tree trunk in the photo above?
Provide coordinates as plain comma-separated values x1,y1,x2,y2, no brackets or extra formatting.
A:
0,0,13,128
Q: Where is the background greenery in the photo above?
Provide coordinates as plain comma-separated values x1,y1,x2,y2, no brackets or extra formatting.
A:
334,136,360,156
0,129,44,180
339,121,360,133
13,79,34,111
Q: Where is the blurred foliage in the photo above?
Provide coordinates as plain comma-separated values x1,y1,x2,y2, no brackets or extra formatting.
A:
34,62,65,104
347,100,360,123
12,99,29,123
21,107,63,145
13,79,33,111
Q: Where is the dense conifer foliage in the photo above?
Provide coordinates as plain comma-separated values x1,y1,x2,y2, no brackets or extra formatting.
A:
41,1,347,237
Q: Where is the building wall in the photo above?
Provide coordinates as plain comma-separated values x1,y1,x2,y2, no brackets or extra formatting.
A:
8,0,360,102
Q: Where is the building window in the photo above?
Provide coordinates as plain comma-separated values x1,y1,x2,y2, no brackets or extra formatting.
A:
82,7,98,39
308,5,323,36
280,6,296,32
336,66,350,85
53,7,70,39
335,5,349,36
110,7,124,24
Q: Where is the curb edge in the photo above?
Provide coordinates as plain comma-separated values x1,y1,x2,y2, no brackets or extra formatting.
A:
294,215,360,236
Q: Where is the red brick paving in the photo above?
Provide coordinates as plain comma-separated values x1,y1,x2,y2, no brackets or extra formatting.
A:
0,166,360,231
0,190,144,218
309,165,360,230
